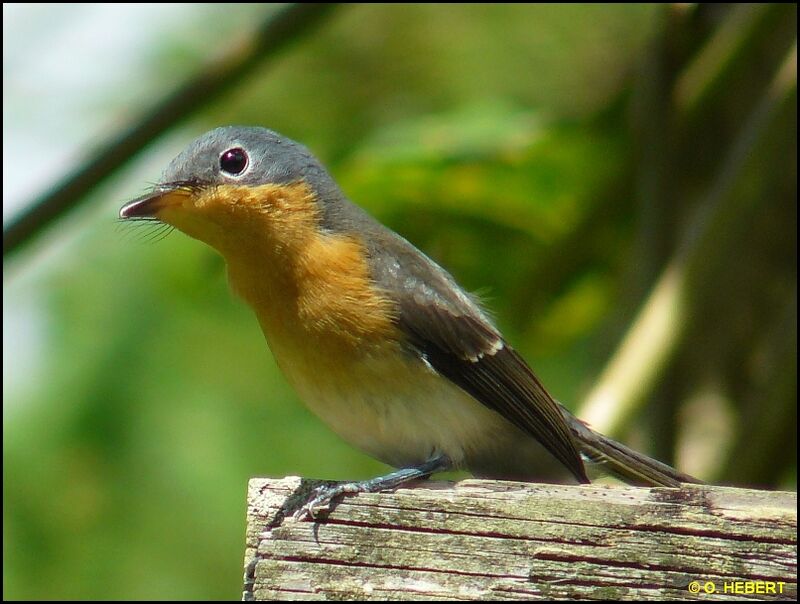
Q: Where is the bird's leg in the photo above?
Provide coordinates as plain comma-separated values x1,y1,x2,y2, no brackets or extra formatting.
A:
294,454,451,520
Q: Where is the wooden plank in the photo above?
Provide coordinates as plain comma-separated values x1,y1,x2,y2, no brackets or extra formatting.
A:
243,477,796,601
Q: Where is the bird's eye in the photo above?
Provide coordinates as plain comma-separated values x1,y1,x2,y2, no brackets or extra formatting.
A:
219,147,248,176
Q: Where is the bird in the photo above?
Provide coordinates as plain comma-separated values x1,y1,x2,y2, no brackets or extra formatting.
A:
119,126,699,516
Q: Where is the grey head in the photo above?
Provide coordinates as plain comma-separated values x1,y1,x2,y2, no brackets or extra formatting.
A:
160,126,346,207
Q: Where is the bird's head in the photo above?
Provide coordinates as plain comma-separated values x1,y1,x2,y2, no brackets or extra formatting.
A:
120,126,339,258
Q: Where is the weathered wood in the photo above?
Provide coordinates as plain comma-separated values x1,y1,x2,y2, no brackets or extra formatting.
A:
243,477,796,601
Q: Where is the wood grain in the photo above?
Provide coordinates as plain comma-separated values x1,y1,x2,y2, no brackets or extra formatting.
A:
243,477,796,600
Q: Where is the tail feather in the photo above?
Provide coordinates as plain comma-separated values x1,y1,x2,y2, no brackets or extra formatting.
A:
567,415,702,487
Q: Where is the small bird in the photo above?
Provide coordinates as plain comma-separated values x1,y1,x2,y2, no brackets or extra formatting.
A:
120,126,699,515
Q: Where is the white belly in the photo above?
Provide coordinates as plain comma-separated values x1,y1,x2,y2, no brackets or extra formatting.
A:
273,350,572,484
277,350,511,469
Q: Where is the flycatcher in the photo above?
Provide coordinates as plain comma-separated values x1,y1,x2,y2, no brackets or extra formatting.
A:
120,126,698,515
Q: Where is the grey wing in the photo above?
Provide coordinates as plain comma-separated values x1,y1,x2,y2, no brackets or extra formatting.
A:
366,231,589,483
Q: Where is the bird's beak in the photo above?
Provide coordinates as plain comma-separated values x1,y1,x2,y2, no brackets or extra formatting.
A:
119,186,193,220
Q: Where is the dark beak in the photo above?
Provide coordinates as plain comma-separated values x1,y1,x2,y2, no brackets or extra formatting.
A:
119,186,190,220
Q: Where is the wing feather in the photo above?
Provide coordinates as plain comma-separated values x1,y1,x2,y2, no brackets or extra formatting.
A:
366,232,588,483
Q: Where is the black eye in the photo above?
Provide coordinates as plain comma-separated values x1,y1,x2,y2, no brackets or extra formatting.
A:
219,147,248,176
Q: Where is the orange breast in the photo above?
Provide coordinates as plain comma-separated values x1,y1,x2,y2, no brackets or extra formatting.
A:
219,184,402,366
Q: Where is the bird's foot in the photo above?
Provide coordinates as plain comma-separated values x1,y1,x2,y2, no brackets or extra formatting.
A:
292,481,368,520
292,454,452,521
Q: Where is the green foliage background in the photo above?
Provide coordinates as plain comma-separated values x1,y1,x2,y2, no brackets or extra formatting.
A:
4,4,796,599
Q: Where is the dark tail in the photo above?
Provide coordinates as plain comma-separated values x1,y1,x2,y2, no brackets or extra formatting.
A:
566,415,702,487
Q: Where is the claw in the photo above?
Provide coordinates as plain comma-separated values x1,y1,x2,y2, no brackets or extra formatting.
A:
291,457,452,522
292,482,365,521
